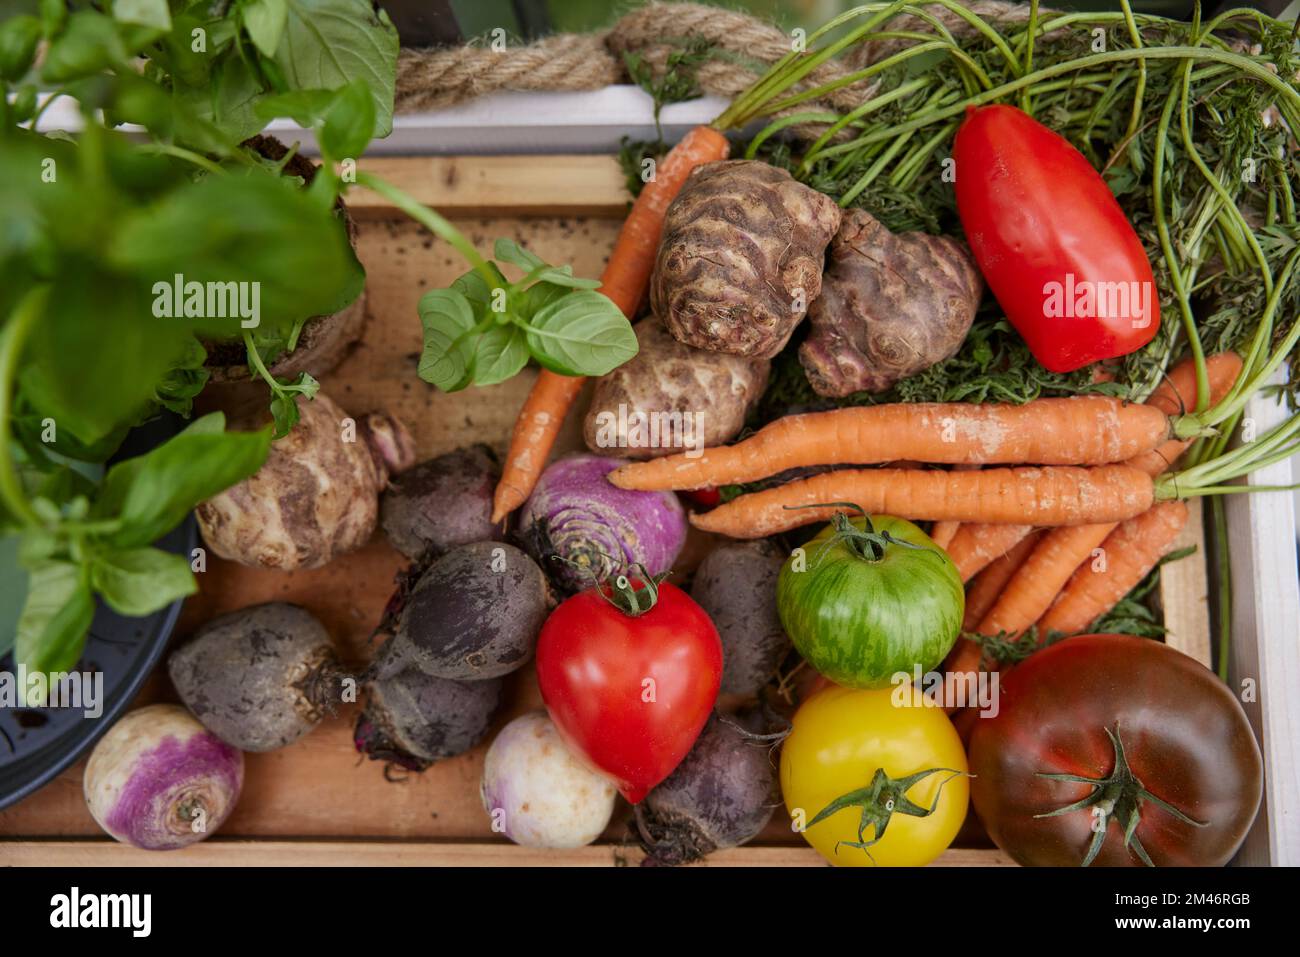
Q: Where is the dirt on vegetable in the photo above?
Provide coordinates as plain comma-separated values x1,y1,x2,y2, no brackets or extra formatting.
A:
381,444,503,560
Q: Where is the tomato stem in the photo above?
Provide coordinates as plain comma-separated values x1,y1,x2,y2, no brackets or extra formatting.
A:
805,766,966,864
1033,724,1208,866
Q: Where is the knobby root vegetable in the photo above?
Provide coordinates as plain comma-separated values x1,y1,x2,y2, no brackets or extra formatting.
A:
1038,501,1190,636
519,453,686,593
480,711,617,849
196,392,416,570
168,603,350,752
799,209,982,396
609,396,1169,491
84,704,243,850
355,667,503,771
583,319,770,459
380,444,503,560
691,465,1154,539
637,712,779,866
492,125,731,524
377,541,551,681
690,540,790,695
652,160,842,359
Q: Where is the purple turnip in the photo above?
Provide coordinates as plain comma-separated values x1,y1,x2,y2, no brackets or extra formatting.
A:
380,444,503,560
375,541,550,681
636,711,779,866
690,540,791,695
168,603,351,752
84,704,243,850
355,666,502,771
518,453,686,593
196,391,416,570
480,711,617,848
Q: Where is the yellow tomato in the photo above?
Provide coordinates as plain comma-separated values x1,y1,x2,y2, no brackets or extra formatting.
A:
781,684,968,867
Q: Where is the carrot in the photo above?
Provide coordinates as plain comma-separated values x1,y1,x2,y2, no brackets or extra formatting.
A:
1037,501,1190,636
608,396,1169,491
962,531,1044,630
491,124,730,523
972,352,1242,639
689,464,1155,539
929,520,961,550
945,523,1035,583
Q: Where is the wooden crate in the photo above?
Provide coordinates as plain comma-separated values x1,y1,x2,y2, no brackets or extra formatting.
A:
0,154,1270,867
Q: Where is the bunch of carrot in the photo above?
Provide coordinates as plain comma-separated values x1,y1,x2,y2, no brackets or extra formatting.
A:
943,351,1243,685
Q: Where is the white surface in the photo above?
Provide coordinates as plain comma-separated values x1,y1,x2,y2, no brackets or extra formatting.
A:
33,85,729,155
1227,386,1300,866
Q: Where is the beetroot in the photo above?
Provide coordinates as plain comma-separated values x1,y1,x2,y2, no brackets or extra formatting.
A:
690,541,790,695
380,444,503,560
636,712,779,866
355,666,502,771
168,603,350,752
84,704,243,850
518,453,686,593
376,541,550,681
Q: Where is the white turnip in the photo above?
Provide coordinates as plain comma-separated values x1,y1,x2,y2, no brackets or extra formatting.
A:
196,391,416,570
168,603,350,752
84,704,243,851
480,711,617,849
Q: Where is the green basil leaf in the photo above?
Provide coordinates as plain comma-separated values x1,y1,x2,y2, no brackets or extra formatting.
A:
253,88,337,127
95,414,272,548
92,547,196,617
242,0,288,57
516,280,570,318
523,266,603,290
525,291,638,376
15,561,95,682
172,53,266,144
494,238,546,272
417,288,480,392
318,79,376,161
0,15,41,81
41,11,128,83
472,324,529,387
274,0,398,138
112,0,172,31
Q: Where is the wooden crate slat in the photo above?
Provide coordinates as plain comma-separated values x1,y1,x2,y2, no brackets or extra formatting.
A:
0,840,1014,867
1159,497,1212,667
351,156,631,219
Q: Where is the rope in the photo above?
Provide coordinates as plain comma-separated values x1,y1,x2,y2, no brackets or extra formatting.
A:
393,1,874,136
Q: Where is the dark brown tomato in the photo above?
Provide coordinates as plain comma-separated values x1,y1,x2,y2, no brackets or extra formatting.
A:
968,633,1262,867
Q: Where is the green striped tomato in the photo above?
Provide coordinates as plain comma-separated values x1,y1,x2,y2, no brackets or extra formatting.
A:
776,515,962,689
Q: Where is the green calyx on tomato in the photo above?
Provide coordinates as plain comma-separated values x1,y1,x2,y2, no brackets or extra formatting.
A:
777,506,964,690
808,766,966,863
1034,723,1208,868
554,554,668,618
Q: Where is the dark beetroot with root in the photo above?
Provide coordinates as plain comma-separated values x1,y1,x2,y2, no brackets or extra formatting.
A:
636,711,780,866
380,444,503,560
379,541,550,680
355,666,503,771
168,603,351,752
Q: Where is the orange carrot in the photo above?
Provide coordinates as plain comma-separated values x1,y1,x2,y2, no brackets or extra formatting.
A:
608,396,1169,491
689,464,1155,539
491,125,731,522
973,352,1242,639
962,531,1044,631
945,523,1035,583
1037,501,1190,636
929,520,961,550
